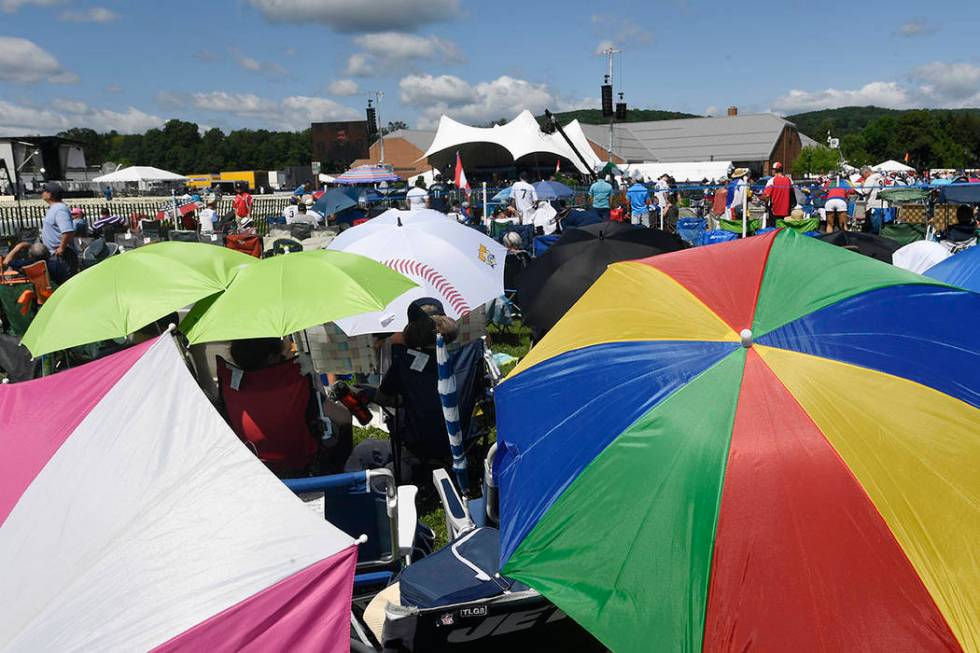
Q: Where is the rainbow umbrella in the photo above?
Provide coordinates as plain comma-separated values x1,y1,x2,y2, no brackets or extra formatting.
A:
495,229,980,653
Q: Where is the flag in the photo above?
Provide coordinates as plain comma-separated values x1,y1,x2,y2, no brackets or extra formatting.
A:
556,159,561,174
904,152,910,163
455,151,471,197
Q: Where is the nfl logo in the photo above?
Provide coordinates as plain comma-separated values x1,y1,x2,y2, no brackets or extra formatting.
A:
439,613,455,626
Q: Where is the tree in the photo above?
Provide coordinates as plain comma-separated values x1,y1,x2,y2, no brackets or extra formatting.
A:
794,146,841,175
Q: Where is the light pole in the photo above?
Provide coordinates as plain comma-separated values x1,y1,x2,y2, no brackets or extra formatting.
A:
12,147,44,230
374,91,385,164
599,47,621,164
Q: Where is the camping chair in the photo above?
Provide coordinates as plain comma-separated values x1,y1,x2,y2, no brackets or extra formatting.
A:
114,232,143,251
0,277,36,337
282,469,420,590
216,355,321,476
224,233,262,258
19,260,54,305
198,233,225,246
532,234,560,257
271,238,303,256
139,219,164,241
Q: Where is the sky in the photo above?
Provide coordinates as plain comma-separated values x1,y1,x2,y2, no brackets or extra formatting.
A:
2,0,980,136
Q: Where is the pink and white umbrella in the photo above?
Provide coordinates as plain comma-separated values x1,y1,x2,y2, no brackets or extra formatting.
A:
0,336,356,651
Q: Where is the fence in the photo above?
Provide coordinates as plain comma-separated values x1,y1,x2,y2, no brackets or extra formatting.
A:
0,196,292,237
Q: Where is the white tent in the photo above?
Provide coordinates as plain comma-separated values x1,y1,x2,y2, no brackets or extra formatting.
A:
421,110,600,175
873,160,915,174
92,166,188,183
627,161,733,183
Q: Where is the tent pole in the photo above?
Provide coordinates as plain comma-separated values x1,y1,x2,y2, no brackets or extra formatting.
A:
482,182,487,226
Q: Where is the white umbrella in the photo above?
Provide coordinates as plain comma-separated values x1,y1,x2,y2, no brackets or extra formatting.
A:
92,166,188,183
892,240,952,274
328,209,506,335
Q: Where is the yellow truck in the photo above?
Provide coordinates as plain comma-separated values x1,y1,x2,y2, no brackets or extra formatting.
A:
219,171,270,193
185,174,216,190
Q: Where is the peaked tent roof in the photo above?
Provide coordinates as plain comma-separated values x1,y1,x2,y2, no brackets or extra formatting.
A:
92,165,188,183
0,336,356,651
580,114,803,164
873,159,916,173
422,110,597,174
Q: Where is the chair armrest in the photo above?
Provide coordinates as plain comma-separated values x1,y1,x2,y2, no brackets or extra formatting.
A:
396,485,418,558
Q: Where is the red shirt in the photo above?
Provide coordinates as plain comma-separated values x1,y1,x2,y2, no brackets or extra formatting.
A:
233,192,253,218
764,173,793,217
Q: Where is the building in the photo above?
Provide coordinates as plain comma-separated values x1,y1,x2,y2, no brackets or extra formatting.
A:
0,136,90,197
580,109,818,176
351,129,437,180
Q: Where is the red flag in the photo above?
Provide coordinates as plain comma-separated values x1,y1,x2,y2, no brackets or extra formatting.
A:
455,151,471,196
556,159,561,173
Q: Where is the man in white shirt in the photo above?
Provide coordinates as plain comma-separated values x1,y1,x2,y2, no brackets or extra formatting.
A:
406,178,429,210
199,200,218,233
288,202,318,225
510,172,538,224
654,175,670,211
282,196,300,222
531,201,558,235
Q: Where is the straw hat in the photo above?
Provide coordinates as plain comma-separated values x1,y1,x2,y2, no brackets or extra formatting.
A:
731,168,749,179
789,207,805,221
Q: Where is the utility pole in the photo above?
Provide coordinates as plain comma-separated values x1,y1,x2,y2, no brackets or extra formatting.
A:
374,91,385,164
600,47,621,164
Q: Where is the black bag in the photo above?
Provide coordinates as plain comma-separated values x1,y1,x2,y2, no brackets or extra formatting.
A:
272,238,303,256
290,223,313,241
168,230,199,243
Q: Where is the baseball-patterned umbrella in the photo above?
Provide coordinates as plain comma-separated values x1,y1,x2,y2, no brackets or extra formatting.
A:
495,229,979,653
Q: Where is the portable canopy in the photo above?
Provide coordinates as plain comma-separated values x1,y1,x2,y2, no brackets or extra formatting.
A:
0,335,356,651
422,111,597,175
627,161,733,182
872,160,916,173
939,183,980,204
92,166,188,183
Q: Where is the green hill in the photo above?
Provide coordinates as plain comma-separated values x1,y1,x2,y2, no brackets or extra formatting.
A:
787,106,980,141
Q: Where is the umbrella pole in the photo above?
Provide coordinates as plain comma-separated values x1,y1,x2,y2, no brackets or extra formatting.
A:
482,182,488,226
742,184,748,238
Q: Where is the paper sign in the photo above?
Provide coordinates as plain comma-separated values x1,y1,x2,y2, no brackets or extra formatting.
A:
408,349,429,372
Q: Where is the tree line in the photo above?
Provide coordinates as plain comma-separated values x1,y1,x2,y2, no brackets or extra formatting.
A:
789,107,980,170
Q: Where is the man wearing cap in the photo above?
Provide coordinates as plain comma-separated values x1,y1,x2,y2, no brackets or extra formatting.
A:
626,176,651,227
40,182,77,272
587,174,613,221
763,162,793,223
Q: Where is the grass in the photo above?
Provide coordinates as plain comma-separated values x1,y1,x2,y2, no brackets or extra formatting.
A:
352,320,533,551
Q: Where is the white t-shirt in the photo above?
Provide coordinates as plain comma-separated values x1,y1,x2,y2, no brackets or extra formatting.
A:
511,181,537,220
282,205,300,222
655,179,670,208
199,208,216,233
288,210,317,225
531,202,558,235
407,187,428,210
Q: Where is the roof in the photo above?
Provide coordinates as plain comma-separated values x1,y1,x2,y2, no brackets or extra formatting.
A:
580,113,803,163
386,129,436,152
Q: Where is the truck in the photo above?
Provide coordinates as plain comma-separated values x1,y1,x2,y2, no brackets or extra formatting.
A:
219,171,270,194
185,174,217,190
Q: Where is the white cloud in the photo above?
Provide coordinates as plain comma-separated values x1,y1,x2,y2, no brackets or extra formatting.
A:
246,0,460,33
771,81,912,113
0,36,77,83
327,78,360,96
344,53,374,76
592,14,653,53
400,74,586,128
59,6,118,22
354,31,463,62
771,61,980,113
181,91,359,130
230,48,288,77
0,0,65,12
0,99,162,135
342,32,462,77
896,18,936,37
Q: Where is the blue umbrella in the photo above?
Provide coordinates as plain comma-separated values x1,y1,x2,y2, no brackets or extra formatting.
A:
533,180,575,201
925,245,980,293
436,332,469,493
313,188,357,216
492,187,512,202
341,187,383,203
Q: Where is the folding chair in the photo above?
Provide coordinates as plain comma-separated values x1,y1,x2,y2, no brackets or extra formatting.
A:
282,469,419,591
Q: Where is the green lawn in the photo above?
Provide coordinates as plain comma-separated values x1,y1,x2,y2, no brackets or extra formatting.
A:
353,320,533,550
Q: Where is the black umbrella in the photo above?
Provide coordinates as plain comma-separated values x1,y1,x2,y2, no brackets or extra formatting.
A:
517,222,685,335
817,230,901,263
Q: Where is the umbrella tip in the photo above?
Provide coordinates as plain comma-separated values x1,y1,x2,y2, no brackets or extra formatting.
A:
167,322,177,333
740,328,753,348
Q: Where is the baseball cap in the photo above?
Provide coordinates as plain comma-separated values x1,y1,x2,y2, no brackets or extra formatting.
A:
773,162,783,170
406,297,445,322
43,182,64,198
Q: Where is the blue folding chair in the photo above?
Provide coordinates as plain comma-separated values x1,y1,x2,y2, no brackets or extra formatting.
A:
283,469,419,593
